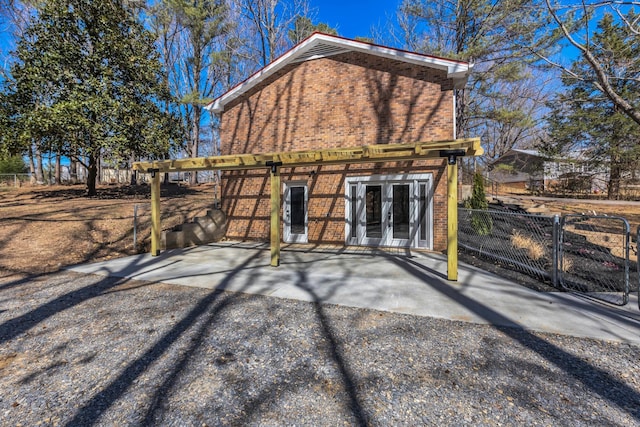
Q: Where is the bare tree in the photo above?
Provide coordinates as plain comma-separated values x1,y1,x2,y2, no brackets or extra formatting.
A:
540,0,640,125
149,0,228,184
232,0,309,69
387,0,550,152
475,71,554,162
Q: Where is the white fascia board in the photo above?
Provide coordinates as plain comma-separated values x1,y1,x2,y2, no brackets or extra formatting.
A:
206,39,318,113
206,33,472,113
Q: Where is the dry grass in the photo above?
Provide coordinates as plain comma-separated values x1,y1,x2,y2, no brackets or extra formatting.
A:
510,230,546,261
0,183,215,276
561,257,573,272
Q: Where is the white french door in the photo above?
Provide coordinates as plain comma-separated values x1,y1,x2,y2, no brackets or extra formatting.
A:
346,174,432,249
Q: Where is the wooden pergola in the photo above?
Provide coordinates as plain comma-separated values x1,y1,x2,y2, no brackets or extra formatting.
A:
133,137,483,281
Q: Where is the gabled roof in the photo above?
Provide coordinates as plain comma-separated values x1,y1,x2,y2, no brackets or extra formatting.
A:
206,32,473,114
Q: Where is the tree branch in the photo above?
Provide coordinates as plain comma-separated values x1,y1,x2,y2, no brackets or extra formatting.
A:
545,0,640,125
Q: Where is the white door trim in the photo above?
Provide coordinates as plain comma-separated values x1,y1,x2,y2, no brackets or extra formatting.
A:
345,173,433,249
283,181,308,243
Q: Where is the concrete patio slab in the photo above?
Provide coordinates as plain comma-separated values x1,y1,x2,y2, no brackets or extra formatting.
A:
68,241,640,345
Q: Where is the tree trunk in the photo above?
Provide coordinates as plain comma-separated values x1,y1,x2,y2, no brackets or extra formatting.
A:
607,161,622,200
129,153,137,185
35,147,44,184
28,144,37,184
86,152,98,196
189,106,201,185
70,157,77,184
55,153,61,185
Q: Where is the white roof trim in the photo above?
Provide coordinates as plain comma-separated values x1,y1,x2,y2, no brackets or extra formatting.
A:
206,33,473,113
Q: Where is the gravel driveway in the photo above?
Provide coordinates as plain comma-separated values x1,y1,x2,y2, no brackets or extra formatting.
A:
0,270,638,426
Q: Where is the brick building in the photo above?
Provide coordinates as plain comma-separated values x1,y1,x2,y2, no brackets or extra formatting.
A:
206,33,472,251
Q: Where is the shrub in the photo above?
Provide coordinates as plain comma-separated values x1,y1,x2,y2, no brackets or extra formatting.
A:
0,155,27,174
465,172,492,235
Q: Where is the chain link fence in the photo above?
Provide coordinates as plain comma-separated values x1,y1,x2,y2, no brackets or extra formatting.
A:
0,173,31,187
560,215,630,306
459,208,557,281
459,207,634,307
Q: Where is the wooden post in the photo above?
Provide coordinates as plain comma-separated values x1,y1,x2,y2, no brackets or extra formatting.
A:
270,166,281,266
151,170,161,256
447,161,458,281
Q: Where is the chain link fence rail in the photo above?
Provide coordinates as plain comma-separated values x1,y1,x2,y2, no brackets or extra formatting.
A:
459,208,633,307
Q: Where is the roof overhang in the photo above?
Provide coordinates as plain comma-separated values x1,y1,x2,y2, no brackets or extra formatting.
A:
206,33,473,114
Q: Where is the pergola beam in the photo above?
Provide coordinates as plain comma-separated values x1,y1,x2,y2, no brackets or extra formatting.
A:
133,138,482,173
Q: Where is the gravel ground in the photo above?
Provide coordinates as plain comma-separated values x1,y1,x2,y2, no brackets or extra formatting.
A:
0,270,639,426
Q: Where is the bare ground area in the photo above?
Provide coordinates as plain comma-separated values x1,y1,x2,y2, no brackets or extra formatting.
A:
0,183,215,276
499,195,640,234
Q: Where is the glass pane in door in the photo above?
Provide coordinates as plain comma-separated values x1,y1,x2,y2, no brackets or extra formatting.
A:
290,186,305,234
419,184,427,240
393,184,410,239
365,185,382,238
350,185,357,238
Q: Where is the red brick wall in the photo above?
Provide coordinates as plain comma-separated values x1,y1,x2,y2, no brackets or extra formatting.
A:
219,52,454,250
221,161,448,249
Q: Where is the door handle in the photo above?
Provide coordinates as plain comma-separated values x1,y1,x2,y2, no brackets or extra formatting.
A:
388,211,392,227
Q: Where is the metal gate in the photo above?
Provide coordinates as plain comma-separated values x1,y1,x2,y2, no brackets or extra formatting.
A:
560,215,630,306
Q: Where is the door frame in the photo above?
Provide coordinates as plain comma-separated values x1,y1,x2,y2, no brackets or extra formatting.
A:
283,181,308,243
345,173,433,249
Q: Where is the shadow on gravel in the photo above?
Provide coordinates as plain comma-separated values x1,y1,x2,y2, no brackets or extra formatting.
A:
291,266,369,426
0,255,178,344
387,255,640,419
66,248,370,426
5,243,639,424
0,275,123,344
0,272,44,292
66,250,263,426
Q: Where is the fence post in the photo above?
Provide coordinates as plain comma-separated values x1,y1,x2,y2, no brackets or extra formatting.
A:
552,214,560,288
133,204,138,249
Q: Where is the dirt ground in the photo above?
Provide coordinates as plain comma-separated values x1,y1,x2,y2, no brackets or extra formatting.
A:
542,201,640,234
494,193,640,235
0,183,216,276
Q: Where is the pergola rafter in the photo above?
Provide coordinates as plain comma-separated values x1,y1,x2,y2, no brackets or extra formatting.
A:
133,138,483,281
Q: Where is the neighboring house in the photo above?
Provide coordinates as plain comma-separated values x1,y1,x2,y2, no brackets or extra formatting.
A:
206,33,472,251
489,149,608,193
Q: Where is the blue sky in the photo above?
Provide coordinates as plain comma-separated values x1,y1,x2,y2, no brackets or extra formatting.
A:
310,0,401,40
